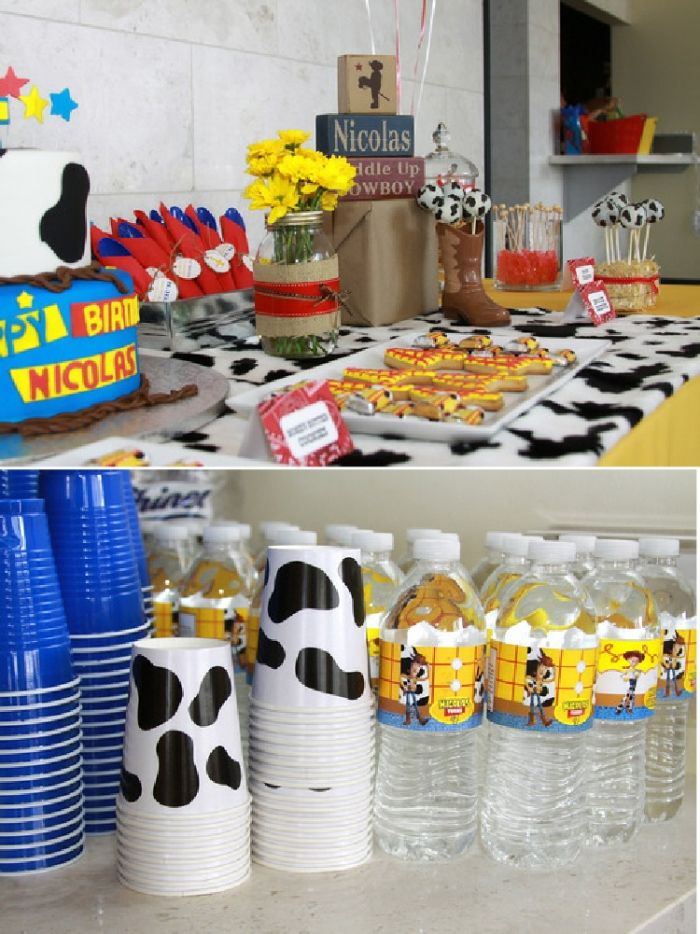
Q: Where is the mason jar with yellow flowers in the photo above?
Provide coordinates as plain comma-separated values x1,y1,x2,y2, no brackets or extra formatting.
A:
245,129,356,359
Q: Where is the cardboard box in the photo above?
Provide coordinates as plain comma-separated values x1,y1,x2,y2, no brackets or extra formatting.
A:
323,200,439,327
316,114,414,157
342,157,425,201
337,55,397,114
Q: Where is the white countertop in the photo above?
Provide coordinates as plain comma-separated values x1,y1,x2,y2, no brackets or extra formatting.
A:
2,725,695,934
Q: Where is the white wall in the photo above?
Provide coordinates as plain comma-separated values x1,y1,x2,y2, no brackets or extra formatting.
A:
215,468,697,572
0,0,484,253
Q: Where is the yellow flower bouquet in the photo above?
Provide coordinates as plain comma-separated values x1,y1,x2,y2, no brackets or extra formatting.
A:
244,130,356,358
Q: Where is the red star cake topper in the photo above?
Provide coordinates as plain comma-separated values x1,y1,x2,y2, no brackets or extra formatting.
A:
0,66,29,99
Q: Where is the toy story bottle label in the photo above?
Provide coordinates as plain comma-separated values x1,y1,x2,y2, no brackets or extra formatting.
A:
363,567,398,691
486,640,598,733
594,636,662,720
656,619,696,702
377,641,485,731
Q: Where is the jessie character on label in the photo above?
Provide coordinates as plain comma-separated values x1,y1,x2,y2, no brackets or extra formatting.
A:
615,649,645,715
229,612,247,670
400,652,429,726
661,633,686,697
524,652,556,727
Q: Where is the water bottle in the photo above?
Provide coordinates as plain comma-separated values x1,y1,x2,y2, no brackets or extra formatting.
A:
470,531,508,592
374,537,486,861
350,530,404,693
481,540,598,870
479,533,529,623
559,534,597,578
582,538,660,847
246,527,317,685
638,537,696,822
396,528,445,573
148,522,198,637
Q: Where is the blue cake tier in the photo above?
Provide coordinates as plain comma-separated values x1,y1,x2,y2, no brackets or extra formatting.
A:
0,270,140,423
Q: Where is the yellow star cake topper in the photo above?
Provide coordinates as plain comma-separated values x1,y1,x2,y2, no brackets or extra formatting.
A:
20,85,49,123
16,291,34,309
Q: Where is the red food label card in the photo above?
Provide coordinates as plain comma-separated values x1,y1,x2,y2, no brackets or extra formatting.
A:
579,279,616,325
257,381,354,466
566,257,596,289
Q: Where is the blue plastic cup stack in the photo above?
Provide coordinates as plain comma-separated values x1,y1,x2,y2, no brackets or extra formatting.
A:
119,473,154,629
0,470,40,499
0,499,85,875
41,471,150,834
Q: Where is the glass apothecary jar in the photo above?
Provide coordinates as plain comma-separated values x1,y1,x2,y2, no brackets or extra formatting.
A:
492,204,563,291
253,211,341,359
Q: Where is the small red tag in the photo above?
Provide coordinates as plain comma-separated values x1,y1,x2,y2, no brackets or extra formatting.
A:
579,279,616,325
258,381,355,466
567,257,596,289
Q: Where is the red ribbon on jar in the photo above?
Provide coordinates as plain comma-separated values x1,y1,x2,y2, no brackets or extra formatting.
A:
254,277,343,318
597,274,660,295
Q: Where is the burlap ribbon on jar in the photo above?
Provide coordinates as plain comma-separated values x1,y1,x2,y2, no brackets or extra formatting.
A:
253,257,343,338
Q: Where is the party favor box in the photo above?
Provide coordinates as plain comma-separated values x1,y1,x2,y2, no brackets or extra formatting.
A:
323,200,439,327
337,54,397,114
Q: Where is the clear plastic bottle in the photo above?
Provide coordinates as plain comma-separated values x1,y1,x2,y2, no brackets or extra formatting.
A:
481,540,598,870
148,523,199,637
374,538,486,861
559,534,597,578
470,531,508,592
582,538,659,847
396,528,444,573
637,537,696,822
246,527,317,685
479,533,529,621
255,522,298,571
350,530,404,693
179,524,257,662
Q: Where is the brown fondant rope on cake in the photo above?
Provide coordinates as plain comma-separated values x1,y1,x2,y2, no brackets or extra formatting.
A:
0,375,199,438
0,261,130,294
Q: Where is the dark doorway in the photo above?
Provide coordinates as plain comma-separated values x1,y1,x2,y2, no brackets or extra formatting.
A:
560,3,611,108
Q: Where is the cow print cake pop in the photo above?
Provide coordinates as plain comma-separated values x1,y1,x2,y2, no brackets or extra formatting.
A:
463,189,492,219
620,203,647,228
416,182,443,212
435,194,464,224
591,199,619,227
643,198,665,223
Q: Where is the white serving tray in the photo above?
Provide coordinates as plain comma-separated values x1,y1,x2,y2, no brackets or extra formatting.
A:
36,437,272,468
228,329,611,443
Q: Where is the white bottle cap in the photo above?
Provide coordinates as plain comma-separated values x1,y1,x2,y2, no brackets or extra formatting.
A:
406,528,443,543
529,540,576,563
638,537,680,558
211,520,251,540
153,522,192,543
484,531,507,550
414,538,460,562
268,528,318,546
260,521,297,538
559,534,597,555
500,533,528,558
324,524,358,545
594,538,639,561
351,530,394,552
522,535,545,544
203,524,243,545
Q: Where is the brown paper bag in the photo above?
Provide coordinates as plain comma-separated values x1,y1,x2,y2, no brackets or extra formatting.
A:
323,200,439,327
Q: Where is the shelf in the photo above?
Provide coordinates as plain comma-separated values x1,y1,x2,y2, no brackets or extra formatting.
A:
548,154,697,220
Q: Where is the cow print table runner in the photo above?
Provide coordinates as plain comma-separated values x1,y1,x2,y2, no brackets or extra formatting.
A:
152,307,700,466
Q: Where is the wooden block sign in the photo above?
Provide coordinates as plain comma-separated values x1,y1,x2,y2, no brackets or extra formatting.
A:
341,157,425,201
316,114,414,158
338,54,397,114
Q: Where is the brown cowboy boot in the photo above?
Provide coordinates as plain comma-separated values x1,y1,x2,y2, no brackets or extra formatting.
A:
437,221,511,326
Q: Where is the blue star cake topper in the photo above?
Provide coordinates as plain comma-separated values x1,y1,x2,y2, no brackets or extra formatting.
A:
49,87,79,122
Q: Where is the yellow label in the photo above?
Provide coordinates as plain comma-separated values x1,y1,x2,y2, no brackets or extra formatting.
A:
595,637,661,719
10,342,137,402
487,639,598,732
377,640,485,731
195,605,226,640
657,626,696,699
0,303,69,358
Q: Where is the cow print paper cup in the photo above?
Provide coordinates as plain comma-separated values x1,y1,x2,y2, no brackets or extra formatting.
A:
116,638,249,896
248,547,374,872
253,546,369,710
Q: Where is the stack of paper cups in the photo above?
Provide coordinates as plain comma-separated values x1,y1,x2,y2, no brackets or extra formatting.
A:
117,638,250,896
0,470,40,499
0,499,84,874
41,471,150,833
250,545,374,872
